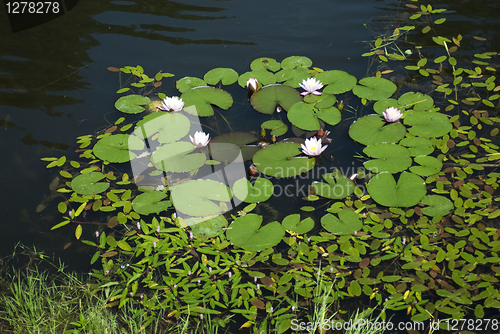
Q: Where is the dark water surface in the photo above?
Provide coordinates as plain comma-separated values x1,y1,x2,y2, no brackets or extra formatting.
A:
0,0,499,269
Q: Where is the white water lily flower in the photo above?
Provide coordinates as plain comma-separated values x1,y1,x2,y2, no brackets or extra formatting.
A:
158,96,184,112
190,131,210,147
383,107,403,122
299,78,323,96
301,137,328,156
246,78,258,92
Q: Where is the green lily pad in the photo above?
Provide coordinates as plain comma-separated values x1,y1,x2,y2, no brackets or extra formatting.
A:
312,94,337,109
181,86,233,117
133,112,191,144
287,102,341,131
274,68,310,87
348,114,406,146
280,56,313,69
261,120,288,137
420,195,453,217
93,134,145,163
238,70,277,87
190,215,228,237
226,214,285,251
312,170,355,199
210,132,259,161
399,137,435,156
398,92,434,111
250,57,281,72
315,70,357,94
373,99,404,115
253,142,315,177
150,141,206,173
281,214,314,234
132,191,171,215
170,179,232,217
321,210,362,235
352,77,397,100
404,111,452,138
250,84,302,115
233,177,274,203
71,172,110,195
176,77,207,93
203,68,239,85
114,95,151,114
367,172,426,207
409,155,443,176
363,143,412,173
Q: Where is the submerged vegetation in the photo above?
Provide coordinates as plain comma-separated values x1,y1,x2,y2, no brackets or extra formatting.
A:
32,2,500,333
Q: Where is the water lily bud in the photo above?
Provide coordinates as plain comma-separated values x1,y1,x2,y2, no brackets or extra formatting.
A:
271,134,277,143
276,106,282,113
246,78,258,92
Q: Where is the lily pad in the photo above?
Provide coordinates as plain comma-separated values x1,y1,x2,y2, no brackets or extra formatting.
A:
348,114,406,146
226,214,285,251
93,134,145,163
170,179,232,217
409,155,443,176
238,70,277,87
181,86,233,117
363,143,412,174
312,94,337,109
176,77,207,93
312,170,355,199
71,172,110,195
367,172,426,207
133,112,191,143
280,56,313,69
253,142,315,177
373,99,404,115
250,84,302,115
190,215,228,237
274,68,310,87
315,70,357,94
115,95,151,114
204,68,239,85
352,77,397,100
132,191,171,215
232,177,274,203
150,141,206,173
210,132,259,161
420,195,453,217
287,102,341,131
404,111,452,138
250,57,281,72
398,92,434,111
281,214,314,234
321,210,362,235
399,137,435,156
261,120,288,137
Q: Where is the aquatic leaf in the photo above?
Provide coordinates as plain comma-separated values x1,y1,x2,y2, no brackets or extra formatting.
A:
181,86,233,117
287,102,341,131
312,170,355,199
409,155,442,176
315,70,357,94
398,92,434,111
204,68,239,85
321,209,362,235
115,95,151,114
312,94,337,109
238,70,277,87
250,57,281,72
274,68,310,86
281,214,314,234
150,141,206,173
226,214,285,251
132,191,171,215
399,137,435,156
253,142,315,177
133,112,191,143
404,111,452,138
250,84,302,115
176,77,207,93
190,215,228,237
75,224,82,240
367,172,425,207
363,143,412,173
71,172,110,195
93,134,145,163
420,195,453,217
373,99,404,115
352,77,397,100
170,179,232,216
349,114,406,146
210,132,259,161
233,177,273,203
261,120,288,137
280,56,312,69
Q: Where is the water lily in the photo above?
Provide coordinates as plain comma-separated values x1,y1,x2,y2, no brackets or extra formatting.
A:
189,131,210,147
301,137,328,156
299,78,323,96
246,78,258,92
383,107,403,122
158,96,184,112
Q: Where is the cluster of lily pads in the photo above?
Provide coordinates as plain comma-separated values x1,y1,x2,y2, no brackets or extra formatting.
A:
41,3,500,332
